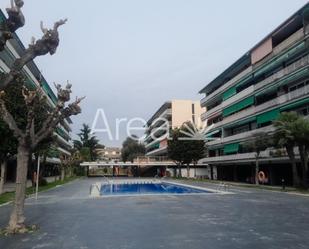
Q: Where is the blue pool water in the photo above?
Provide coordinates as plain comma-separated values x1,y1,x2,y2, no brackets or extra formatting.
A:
100,183,211,195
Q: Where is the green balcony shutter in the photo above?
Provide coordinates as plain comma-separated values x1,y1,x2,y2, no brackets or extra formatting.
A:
257,109,280,125
224,143,239,154
280,98,309,112
223,87,237,101
223,96,255,117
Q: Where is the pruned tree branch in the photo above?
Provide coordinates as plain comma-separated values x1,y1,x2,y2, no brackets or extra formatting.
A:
0,0,25,51
0,18,67,91
32,84,84,149
0,93,23,139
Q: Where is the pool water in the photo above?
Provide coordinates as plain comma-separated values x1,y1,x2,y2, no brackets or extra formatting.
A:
100,183,211,195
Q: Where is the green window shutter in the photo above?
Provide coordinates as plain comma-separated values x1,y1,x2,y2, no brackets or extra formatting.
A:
222,87,237,101
223,96,255,117
280,98,309,112
224,143,239,154
235,75,253,88
256,109,280,125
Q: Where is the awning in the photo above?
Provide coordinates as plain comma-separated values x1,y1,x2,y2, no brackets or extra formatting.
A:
255,67,309,97
280,97,309,112
254,41,306,78
222,87,237,101
223,96,255,117
257,109,280,125
224,143,239,154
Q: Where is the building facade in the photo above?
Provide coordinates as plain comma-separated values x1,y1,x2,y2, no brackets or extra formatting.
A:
0,10,73,181
199,4,309,185
144,100,205,157
96,147,122,162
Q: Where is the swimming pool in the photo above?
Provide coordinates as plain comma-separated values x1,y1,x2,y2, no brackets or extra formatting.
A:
100,182,212,196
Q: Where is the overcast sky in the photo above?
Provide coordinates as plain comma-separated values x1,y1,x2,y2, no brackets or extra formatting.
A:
2,0,308,146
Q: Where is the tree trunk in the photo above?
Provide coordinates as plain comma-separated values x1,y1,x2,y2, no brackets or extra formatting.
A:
286,146,300,187
61,167,65,181
299,145,308,189
0,160,7,195
8,144,30,231
187,164,190,178
178,165,181,178
255,157,259,186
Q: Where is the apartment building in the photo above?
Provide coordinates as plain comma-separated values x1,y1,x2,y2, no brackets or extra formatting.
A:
96,147,122,162
144,100,205,157
199,4,309,185
0,10,73,180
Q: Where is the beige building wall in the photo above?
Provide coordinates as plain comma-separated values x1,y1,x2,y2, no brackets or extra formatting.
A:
171,100,205,128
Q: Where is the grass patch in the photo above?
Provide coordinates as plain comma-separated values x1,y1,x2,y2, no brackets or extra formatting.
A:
0,176,80,205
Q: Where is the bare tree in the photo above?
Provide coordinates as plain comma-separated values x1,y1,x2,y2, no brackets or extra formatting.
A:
0,0,25,50
0,83,84,232
0,1,83,233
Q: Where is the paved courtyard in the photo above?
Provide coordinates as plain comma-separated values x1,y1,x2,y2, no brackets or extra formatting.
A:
0,178,309,249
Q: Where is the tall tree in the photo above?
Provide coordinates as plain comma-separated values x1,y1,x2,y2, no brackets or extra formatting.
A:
0,1,84,232
73,124,100,161
244,132,273,185
274,112,300,187
168,122,205,178
274,112,309,188
121,136,145,162
0,81,83,232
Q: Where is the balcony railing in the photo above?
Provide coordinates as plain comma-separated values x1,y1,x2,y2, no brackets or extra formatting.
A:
201,66,253,106
200,29,305,106
255,54,309,92
200,151,270,164
146,146,168,156
207,126,275,147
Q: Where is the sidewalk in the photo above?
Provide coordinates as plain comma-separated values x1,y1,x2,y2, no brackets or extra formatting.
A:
2,176,60,193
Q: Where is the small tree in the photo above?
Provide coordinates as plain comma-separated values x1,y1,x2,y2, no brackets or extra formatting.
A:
274,112,300,187
245,132,272,185
73,124,99,161
168,122,205,178
121,136,145,162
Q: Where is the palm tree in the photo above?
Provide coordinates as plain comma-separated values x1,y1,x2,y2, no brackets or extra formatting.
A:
274,112,300,187
74,124,100,161
293,117,309,188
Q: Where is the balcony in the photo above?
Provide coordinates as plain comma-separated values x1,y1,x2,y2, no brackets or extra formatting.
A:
201,66,253,106
145,133,168,149
207,74,309,132
201,104,223,121
207,126,275,147
199,151,270,164
256,84,309,113
255,54,309,92
146,109,172,131
144,121,170,143
200,29,305,107
146,146,168,156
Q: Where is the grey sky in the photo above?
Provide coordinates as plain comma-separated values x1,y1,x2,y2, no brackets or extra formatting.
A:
2,0,308,146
